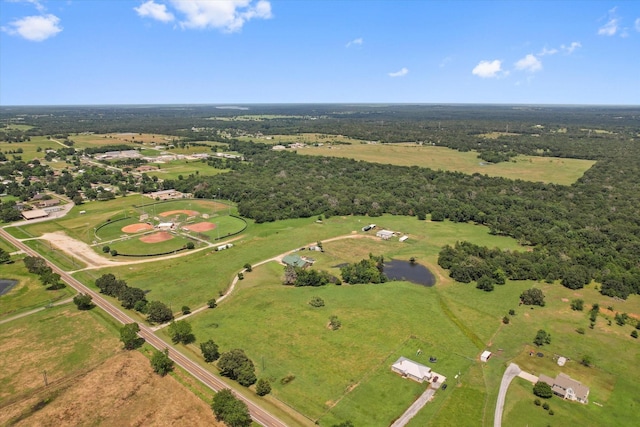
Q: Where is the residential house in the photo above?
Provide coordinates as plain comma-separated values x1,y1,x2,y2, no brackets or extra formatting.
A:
282,254,314,268
538,373,589,404
391,357,433,383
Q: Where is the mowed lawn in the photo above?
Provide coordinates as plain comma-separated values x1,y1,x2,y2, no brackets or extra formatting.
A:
300,143,595,185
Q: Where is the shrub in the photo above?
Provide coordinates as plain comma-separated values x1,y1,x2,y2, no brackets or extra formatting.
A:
549,409,554,415
182,305,191,315
509,309,516,316
243,263,252,272
329,315,341,330
309,296,325,307
534,398,541,406
570,299,584,311
110,249,118,256
102,245,110,253
186,241,195,250
207,298,217,308
576,327,585,334
533,381,553,398
237,272,244,280
631,330,638,339
502,316,510,324
542,402,550,410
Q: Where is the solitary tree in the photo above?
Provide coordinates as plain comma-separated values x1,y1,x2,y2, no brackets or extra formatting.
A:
255,378,272,396
243,263,252,272
520,288,545,306
150,348,173,376
168,320,195,344
120,322,143,350
207,298,217,309
200,339,220,363
211,389,251,427
570,299,584,311
72,293,93,310
533,329,551,346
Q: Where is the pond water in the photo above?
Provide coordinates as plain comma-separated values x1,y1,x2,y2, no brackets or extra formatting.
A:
0,279,19,296
384,260,436,287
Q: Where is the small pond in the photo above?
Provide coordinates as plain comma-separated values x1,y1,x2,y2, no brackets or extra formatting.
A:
384,259,436,287
0,279,19,296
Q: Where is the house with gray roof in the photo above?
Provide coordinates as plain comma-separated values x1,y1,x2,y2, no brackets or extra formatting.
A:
538,373,589,404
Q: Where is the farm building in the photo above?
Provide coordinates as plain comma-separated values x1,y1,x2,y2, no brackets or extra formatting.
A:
282,254,314,268
538,373,589,404
480,351,492,362
21,209,49,220
376,229,395,240
391,357,433,383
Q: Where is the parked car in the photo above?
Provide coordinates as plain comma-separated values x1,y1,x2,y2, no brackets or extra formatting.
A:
432,376,439,383
441,383,448,390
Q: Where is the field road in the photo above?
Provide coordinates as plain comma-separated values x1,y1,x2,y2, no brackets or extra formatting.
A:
0,297,74,325
494,363,521,427
0,227,288,427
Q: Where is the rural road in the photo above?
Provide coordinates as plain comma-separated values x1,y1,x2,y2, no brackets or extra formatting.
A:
494,363,521,427
0,227,288,427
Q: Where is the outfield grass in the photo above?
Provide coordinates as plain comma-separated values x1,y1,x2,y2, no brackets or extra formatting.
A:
0,256,73,318
299,143,595,185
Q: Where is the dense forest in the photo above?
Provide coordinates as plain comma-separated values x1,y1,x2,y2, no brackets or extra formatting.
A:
1,105,639,298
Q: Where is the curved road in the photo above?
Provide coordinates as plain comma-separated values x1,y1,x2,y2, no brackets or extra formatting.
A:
494,363,521,427
0,227,287,427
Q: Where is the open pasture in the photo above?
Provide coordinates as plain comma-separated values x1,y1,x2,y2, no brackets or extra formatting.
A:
235,132,369,145
146,159,228,180
300,143,595,185
1,136,62,161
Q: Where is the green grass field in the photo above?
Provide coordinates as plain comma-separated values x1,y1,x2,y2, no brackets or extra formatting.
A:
0,256,73,319
1,136,62,161
146,159,228,180
299,143,595,185
8,200,638,426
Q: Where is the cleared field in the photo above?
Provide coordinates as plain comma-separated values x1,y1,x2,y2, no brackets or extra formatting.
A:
300,143,595,185
72,132,179,147
235,132,368,145
146,159,227,180
0,136,61,161
0,305,119,405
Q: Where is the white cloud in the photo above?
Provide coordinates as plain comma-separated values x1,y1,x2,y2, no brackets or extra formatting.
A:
6,0,46,12
538,47,558,56
636,18,640,32
388,67,409,77
471,60,503,78
2,14,62,41
135,1,175,23
598,8,619,36
561,41,581,54
169,0,272,32
346,37,363,48
515,54,542,73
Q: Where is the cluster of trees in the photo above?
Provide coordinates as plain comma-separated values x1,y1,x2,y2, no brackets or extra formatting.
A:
283,265,335,287
340,254,387,284
0,248,10,264
211,389,252,427
217,349,257,387
534,329,552,346
23,256,63,289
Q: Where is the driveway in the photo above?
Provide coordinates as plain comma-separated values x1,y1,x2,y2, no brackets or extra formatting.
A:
494,363,521,427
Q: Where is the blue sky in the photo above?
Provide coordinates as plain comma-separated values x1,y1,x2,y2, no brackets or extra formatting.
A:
1,0,639,105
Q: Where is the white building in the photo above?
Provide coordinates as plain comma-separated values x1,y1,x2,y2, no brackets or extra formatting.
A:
480,351,492,362
376,230,395,240
391,357,432,383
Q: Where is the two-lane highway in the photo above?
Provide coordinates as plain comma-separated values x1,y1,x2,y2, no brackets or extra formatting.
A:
0,228,288,427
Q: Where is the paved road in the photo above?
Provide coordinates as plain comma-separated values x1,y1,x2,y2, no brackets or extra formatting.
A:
390,386,436,427
494,363,521,427
0,227,288,427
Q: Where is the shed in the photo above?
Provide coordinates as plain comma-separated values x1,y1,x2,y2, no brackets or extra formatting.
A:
557,356,567,366
376,229,395,240
399,235,409,242
21,209,49,220
480,351,492,362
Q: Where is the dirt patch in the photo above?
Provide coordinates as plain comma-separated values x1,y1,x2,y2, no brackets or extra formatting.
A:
561,298,569,302
183,222,216,232
2,351,221,427
159,210,199,217
121,223,153,233
140,232,173,244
